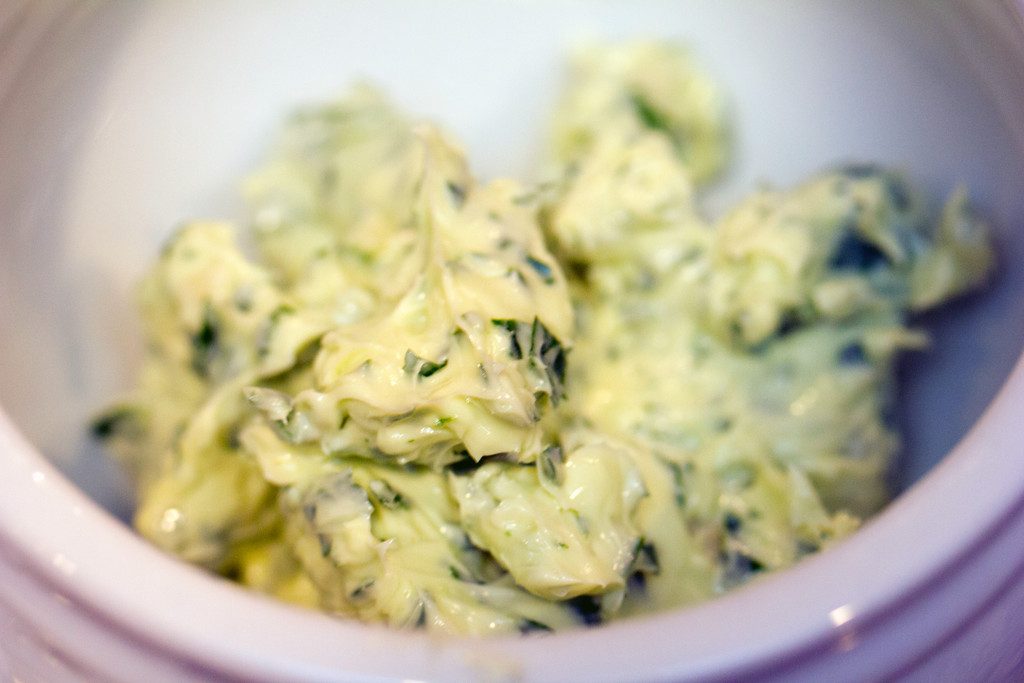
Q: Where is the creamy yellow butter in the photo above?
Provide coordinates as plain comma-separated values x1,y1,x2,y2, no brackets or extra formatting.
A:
95,42,993,634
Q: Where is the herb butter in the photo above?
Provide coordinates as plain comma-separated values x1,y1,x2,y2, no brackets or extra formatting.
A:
95,42,992,634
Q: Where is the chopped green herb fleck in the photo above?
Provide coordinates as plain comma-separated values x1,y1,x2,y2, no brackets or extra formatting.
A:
403,349,448,378
257,304,297,358
446,181,467,207
414,601,428,628
418,359,446,378
519,619,553,634
630,92,672,135
369,479,408,509
666,460,686,507
350,580,374,600
632,537,661,575
90,407,139,440
492,319,523,359
525,255,556,285
190,306,220,378
538,444,564,484
569,508,589,535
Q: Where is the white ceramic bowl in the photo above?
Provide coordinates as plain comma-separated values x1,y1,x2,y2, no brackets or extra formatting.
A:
2,2,1024,681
